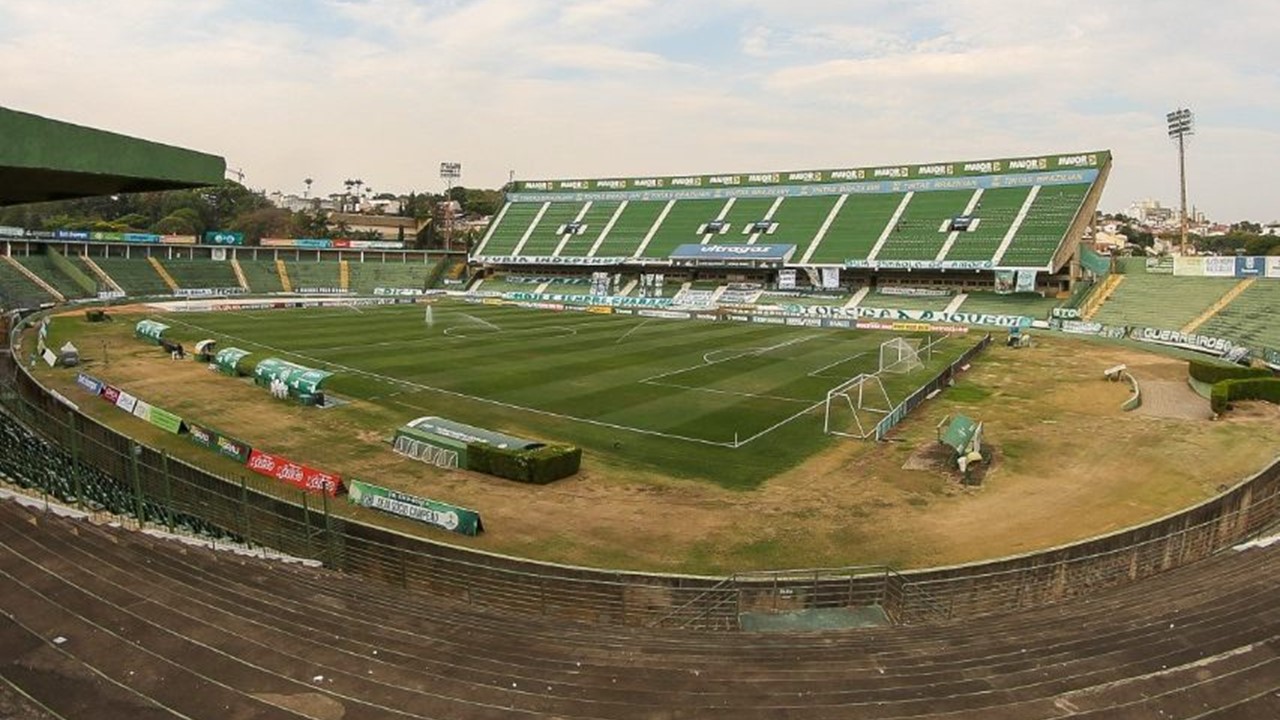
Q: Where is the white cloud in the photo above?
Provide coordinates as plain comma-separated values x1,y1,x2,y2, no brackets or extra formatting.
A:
0,0,1276,219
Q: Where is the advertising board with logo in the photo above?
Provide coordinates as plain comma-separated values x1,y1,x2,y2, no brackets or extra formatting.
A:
246,449,342,495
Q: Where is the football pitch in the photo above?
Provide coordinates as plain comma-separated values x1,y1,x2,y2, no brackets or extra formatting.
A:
156,301,975,486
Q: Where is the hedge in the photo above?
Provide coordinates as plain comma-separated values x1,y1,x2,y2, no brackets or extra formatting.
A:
1210,377,1280,415
467,442,582,484
1188,358,1271,386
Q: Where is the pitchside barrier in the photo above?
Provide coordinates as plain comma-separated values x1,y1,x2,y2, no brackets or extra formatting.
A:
3,315,1280,630
873,333,993,441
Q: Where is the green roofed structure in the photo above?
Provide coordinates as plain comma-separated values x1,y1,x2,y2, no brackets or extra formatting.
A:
0,106,225,206
213,347,252,376
134,319,169,344
406,416,544,451
393,416,580,483
252,357,334,404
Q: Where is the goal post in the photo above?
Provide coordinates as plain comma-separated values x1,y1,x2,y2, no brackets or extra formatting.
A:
823,373,893,439
879,336,924,374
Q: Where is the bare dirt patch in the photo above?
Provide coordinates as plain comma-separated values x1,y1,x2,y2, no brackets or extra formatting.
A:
32,315,1280,574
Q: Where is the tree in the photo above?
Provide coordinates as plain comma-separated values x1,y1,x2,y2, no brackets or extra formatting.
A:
230,207,293,243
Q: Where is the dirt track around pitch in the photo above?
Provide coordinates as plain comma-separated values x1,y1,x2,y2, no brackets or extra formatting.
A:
31,312,1280,574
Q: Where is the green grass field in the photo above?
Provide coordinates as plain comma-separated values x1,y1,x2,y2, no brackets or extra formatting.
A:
125,300,977,488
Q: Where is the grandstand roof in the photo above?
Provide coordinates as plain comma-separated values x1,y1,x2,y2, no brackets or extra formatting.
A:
509,150,1110,195
0,106,225,206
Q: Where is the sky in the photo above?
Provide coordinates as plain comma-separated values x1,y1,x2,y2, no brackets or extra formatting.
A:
2,0,1277,221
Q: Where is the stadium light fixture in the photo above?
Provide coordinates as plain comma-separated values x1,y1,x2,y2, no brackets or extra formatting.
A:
1166,108,1194,254
440,162,462,251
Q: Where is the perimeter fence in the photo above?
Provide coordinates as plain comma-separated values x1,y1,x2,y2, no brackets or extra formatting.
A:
2,313,1278,631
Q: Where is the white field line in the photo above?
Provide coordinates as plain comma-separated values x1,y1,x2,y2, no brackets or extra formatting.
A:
649,333,821,383
458,312,501,331
614,319,652,344
642,380,814,404
164,316,741,448
806,352,871,379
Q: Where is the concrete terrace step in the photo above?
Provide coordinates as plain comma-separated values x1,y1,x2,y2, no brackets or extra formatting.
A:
1,500,1277,719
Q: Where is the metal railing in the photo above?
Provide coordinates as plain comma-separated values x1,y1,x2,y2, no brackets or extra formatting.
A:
3,311,1279,631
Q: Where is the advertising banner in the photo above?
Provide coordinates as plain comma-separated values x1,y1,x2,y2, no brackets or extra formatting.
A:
216,434,252,463
188,423,218,450
246,449,342,495
1203,256,1236,278
668,243,796,261
778,269,796,290
75,373,104,396
1236,256,1266,278
114,389,138,414
1173,256,1205,277
161,235,198,245
347,479,483,536
472,255,629,266
1129,326,1248,359
1015,269,1037,293
1269,257,1280,279
131,398,153,422
148,407,184,434
994,270,1016,294
204,230,245,246
821,267,841,290
503,291,672,308
504,151,1105,196
101,385,121,404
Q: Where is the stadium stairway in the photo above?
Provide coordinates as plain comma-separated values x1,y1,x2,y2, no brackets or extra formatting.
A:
844,287,870,309
275,259,293,292
1082,273,1125,321
229,256,250,292
1,255,64,303
1,497,1277,719
146,256,179,292
78,255,124,294
1182,278,1256,334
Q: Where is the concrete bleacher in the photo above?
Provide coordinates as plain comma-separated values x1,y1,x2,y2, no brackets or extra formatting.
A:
284,260,342,291
235,259,285,293
157,258,241,289
0,260,56,307
997,184,1090,267
1,496,1276,719
85,257,172,296
862,291,953,312
874,189,975,262
345,261,435,294
956,291,1061,319
14,254,93,300
1092,270,1241,330
942,187,1034,263
481,156,1102,270
804,194,903,264
1198,280,1280,349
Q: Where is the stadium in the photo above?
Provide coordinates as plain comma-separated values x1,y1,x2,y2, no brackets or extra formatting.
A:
1,107,1278,718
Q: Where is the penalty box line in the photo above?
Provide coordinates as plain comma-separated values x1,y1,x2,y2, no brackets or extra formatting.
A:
165,317,740,449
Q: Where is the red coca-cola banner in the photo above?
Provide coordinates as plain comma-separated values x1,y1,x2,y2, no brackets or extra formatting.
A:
246,448,342,496
100,385,121,404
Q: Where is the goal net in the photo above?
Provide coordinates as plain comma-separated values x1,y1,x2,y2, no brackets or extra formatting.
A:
393,436,459,469
823,373,893,439
879,336,924,374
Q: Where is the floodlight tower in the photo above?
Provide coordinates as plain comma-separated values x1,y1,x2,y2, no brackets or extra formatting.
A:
440,162,462,251
1166,107,1194,254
